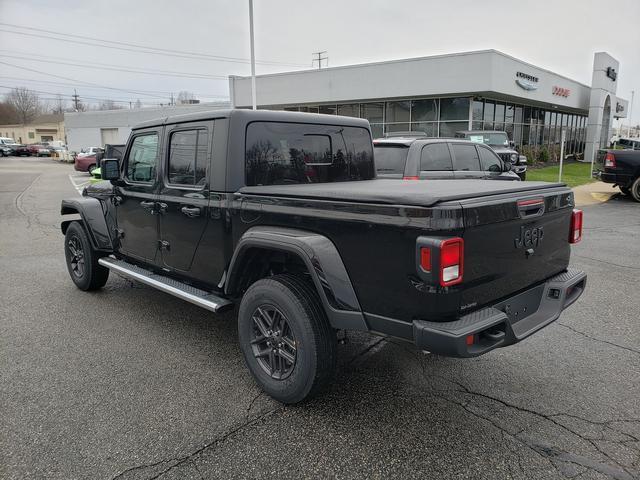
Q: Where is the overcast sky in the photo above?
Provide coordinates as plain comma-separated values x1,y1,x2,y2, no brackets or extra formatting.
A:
0,0,638,125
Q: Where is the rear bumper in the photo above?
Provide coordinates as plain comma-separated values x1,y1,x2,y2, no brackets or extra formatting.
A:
412,268,587,357
593,170,634,187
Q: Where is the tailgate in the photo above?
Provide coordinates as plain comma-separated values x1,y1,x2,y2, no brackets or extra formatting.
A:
458,186,574,313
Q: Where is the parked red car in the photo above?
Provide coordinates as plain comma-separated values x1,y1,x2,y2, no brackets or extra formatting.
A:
74,154,100,172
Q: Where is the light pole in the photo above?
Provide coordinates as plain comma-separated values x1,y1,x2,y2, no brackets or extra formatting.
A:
248,0,257,110
627,90,635,138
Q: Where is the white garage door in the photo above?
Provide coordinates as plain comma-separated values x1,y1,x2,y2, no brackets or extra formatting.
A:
100,128,119,146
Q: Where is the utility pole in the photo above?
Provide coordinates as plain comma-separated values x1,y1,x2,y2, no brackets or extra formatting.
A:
248,0,257,110
72,89,80,111
627,90,635,138
170,93,174,106
312,51,328,69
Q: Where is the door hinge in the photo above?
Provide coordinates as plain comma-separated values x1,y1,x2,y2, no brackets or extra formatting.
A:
115,228,125,239
158,240,170,251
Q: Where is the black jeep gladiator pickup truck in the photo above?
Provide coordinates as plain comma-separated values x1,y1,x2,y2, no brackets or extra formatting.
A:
60,109,586,403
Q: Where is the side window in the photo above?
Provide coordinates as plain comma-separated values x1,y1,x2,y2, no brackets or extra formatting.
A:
167,129,209,186
420,143,453,171
126,133,159,183
374,145,409,175
478,146,503,172
451,144,480,171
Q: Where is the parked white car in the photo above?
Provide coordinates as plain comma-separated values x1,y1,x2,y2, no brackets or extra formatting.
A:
77,147,104,158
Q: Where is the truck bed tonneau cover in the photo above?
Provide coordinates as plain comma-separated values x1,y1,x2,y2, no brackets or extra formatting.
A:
239,179,567,207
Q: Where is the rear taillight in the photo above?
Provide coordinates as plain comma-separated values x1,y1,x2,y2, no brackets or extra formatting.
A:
440,238,464,286
569,209,583,244
403,176,420,180
604,152,616,168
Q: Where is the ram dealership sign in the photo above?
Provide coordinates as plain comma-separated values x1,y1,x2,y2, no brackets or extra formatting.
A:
552,86,571,97
515,72,539,91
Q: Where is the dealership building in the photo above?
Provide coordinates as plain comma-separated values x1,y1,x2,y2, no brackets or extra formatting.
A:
230,50,628,164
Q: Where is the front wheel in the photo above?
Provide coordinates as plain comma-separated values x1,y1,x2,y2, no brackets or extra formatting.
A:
631,177,640,203
64,221,109,290
238,274,337,404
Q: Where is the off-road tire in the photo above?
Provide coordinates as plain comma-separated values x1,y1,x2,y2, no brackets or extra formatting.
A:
631,177,640,203
64,221,109,291
238,274,337,404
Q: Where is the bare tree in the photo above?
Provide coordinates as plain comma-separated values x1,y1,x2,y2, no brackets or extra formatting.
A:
97,99,123,111
0,101,19,124
177,91,198,104
52,94,67,114
5,87,41,124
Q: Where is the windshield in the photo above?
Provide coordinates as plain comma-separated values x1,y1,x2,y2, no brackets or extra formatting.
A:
1,138,16,144
373,145,409,175
468,133,509,147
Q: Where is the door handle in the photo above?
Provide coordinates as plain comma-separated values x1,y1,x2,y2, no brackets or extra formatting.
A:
140,200,155,209
157,202,168,214
181,206,201,218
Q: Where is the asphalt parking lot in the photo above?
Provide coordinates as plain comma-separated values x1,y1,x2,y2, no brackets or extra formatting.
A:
1,156,639,480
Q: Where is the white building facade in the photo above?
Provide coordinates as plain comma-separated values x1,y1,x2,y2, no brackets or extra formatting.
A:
64,102,230,152
230,50,628,163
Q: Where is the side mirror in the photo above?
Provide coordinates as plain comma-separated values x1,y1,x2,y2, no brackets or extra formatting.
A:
101,158,120,181
503,161,513,173
509,140,516,149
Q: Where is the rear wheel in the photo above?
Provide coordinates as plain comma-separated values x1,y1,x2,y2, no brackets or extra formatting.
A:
64,221,109,290
631,177,640,203
238,274,336,404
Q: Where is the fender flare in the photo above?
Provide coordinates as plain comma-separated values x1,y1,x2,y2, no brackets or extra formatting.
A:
225,226,368,332
60,197,113,252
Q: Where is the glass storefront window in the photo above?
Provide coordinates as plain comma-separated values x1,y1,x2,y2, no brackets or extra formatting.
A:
440,97,470,121
494,123,504,131
514,124,522,145
472,121,483,130
472,100,483,121
411,99,438,122
370,123,384,139
483,122,494,130
385,123,411,134
494,103,505,123
522,125,530,145
337,104,360,117
386,101,410,123
523,106,531,124
361,103,384,124
439,121,469,138
515,106,523,123
504,123,513,140
505,104,514,123
319,105,336,115
284,107,299,112
484,101,495,123
410,122,437,136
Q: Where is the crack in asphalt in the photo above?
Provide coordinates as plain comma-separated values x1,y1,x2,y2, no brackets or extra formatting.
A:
384,338,640,479
109,406,283,480
557,323,640,356
573,255,640,271
347,336,386,365
14,173,42,229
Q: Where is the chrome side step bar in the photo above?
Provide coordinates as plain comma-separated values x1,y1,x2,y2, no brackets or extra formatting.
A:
98,257,233,313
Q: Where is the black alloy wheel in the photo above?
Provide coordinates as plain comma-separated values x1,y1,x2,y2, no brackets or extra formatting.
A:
631,177,640,203
67,235,86,279
250,305,297,380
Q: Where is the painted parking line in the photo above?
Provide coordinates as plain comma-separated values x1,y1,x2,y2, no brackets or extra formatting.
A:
68,173,90,195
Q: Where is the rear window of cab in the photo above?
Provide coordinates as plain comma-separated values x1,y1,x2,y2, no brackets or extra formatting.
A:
245,122,375,186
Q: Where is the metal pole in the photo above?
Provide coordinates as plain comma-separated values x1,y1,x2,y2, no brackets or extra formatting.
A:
559,129,565,183
627,90,635,138
249,0,257,110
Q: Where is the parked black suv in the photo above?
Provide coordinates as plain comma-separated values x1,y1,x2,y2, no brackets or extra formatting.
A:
455,130,527,180
374,136,520,180
61,109,586,403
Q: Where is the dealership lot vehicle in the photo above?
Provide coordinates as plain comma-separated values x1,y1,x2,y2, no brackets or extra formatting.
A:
27,144,52,157
73,153,99,173
76,146,104,158
595,148,640,201
60,109,586,404
0,145,12,156
374,135,520,180
455,130,528,180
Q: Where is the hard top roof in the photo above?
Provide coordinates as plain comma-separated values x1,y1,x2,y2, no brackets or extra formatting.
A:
132,108,371,130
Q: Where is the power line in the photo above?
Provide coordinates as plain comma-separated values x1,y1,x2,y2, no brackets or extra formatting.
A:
0,85,167,104
0,24,307,67
0,60,180,99
0,53,227,80
0,76,229,99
